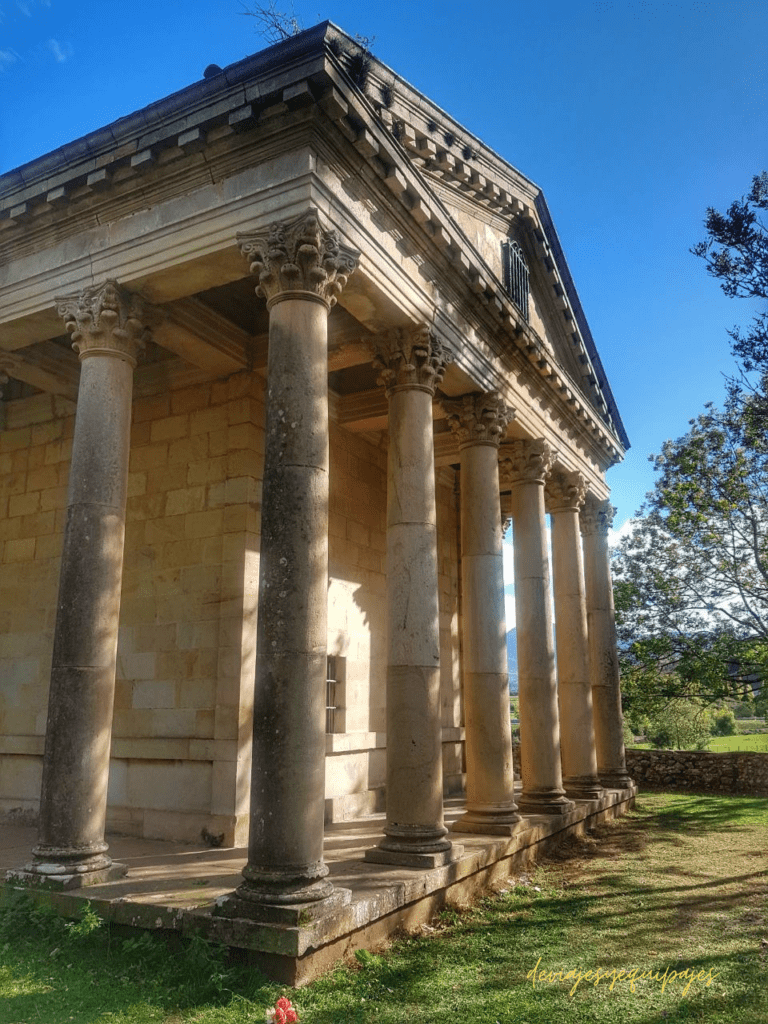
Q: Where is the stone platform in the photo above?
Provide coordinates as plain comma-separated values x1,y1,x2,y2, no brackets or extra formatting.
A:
1,787,636,986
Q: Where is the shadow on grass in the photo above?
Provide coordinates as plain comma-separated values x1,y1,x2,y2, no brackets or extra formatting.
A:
1,793,765,1024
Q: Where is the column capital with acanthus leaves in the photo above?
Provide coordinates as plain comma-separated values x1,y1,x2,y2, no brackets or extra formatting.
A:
238,209,359,311
55,280,152,367
546,469,587,514
580,498,616,536
442,391,513,448
499,438,554,488
373,326,452,397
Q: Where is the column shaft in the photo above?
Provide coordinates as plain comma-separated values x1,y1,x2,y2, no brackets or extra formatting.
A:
582,501,632,788
366,328,458,868
445,394,518,835
549,484,603,799
243,296,332,901
20,281,147,887
384,386,444,835
503,442,573,816
224,209,359,918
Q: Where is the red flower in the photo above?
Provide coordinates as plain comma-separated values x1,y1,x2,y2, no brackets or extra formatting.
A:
270,997,299,1023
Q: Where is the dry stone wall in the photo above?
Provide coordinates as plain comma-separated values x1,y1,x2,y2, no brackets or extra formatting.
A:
626,748,768,796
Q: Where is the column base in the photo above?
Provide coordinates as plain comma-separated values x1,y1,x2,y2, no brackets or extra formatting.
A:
563,777,605,801
364,824,461,869
600,772,634,789
215,886,352,926
364,845,463,869
8,855,127,891
238,862,334,906
517,790,575,816
452,805,521,836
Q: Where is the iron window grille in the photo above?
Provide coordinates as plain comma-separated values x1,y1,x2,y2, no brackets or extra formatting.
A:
502,240,530,321
326,655,338,734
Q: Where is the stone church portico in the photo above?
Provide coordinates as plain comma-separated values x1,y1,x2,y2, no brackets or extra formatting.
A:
0,23,633,970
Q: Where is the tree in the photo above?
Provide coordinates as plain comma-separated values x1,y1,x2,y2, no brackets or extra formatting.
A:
645,699,713,751
614,394,768,714
710,706,738,736
613,174,768,717
692,171,768,394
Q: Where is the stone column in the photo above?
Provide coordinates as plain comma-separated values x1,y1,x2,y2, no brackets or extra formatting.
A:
225,210,359,916
365,327,459,868
443,392,520,834
546,471,603,800
21,281,149,887
500,440,573,815
581,498,633,788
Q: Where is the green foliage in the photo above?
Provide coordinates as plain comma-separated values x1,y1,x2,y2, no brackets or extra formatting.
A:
710,706,738,736
614,394,768,713
644,699,713,750
0,891,102,944
622,718,635,747
692,171,768,386
615,174,768,713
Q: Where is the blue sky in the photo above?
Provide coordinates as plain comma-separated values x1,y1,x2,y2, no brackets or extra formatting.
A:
2,0,766,551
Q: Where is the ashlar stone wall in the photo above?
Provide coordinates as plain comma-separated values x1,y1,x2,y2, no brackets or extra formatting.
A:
0,393,76,816
110,371,265,845
0,372,465,842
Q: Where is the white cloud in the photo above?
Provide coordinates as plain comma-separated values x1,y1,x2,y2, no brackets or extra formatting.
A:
502,535,515,582
47,37,72,63
608,517,637,550
0,48,20,69
504,591,516,631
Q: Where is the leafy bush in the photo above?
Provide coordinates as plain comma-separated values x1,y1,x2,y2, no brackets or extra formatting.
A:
645,700,713,750
710,707,738,736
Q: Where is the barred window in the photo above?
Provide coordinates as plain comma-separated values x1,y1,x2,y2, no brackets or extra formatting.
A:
326,656,338,734
502,240,529,321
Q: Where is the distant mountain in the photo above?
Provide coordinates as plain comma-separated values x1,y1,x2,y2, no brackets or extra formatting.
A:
507,628,518,694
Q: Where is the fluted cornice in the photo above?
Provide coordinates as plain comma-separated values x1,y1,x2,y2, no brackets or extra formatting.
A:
55,281,151,366
498,438,553,487
238,209,359,310
373,326,452,396
580,498,616,536
546,470,587,513
443,391,513,448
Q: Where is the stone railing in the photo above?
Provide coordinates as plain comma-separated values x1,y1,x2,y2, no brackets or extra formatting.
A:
625,748,768,796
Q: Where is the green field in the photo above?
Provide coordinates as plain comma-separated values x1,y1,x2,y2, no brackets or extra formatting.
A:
707,733,768,752
627,734,768,752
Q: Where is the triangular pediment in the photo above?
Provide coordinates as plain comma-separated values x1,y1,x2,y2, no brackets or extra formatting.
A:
317,30,626,447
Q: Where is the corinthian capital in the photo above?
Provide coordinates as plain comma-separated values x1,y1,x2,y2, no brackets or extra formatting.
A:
580,498,616,536
56,281,150,366
238,209,360,310
443,391,513,448
546,470,587,513
499,438,553,487
373,326,452,396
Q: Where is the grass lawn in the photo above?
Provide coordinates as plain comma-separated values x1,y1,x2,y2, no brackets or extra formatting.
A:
1,792,766,1023
707,734,768,752
629,736,768,752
